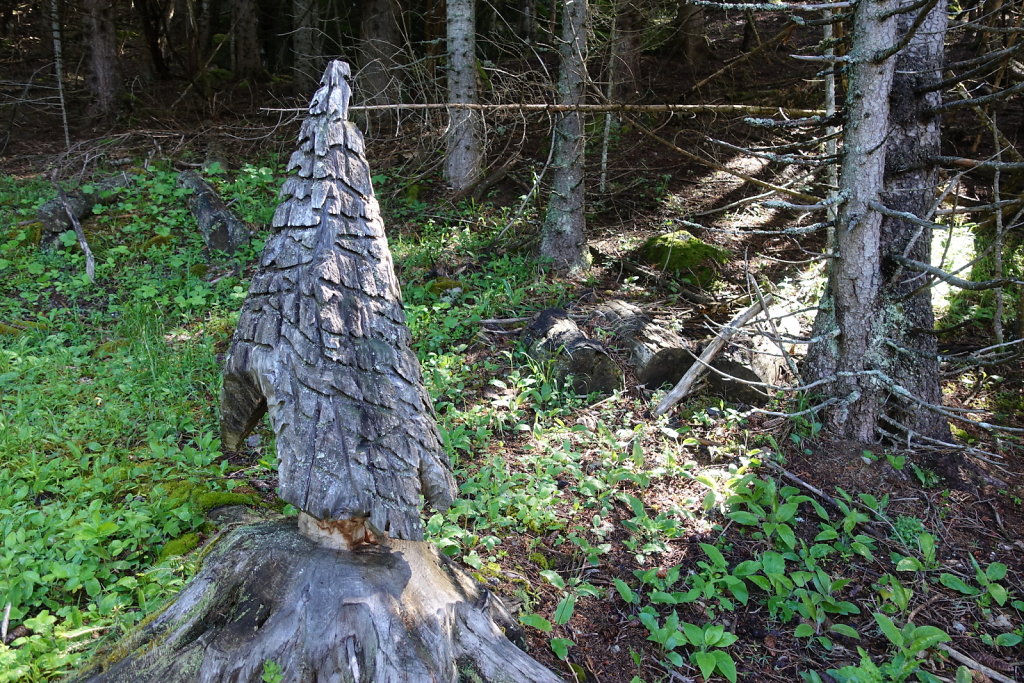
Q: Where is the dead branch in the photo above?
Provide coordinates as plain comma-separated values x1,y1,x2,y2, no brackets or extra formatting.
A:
891,254,1024,290
654,296,771,416
938,644,1019,683
54,184,95,283
262,102,827,117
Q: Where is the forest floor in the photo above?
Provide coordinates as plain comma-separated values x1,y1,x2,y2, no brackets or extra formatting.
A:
2,8,1023,683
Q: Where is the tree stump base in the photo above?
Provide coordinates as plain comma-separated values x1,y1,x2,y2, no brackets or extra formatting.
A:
76,521,560,683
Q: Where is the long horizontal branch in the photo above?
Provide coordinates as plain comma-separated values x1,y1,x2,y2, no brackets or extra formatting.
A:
934,156,1024,171
890,255,1024,290
261,102,826,117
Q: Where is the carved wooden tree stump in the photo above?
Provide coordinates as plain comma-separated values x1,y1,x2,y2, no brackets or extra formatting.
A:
74,61,560,683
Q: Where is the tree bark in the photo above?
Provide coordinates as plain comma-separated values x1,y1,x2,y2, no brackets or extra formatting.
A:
875,0,949,440
444,0,483,193
608,0,642,102
805,0,949,442
36,174,129,249
177,171,252,254
84,0,121,118
541,0,591,273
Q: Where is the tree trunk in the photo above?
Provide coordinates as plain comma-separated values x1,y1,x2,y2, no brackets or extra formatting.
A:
36,174,130,249
875,0,949,440
177,171,252,254
84,0,121,118
673,0,704,65
231,0,262,80
608,0,641,102
292,0,322,93
134,0,170,79
358,0,402,131
805,0,948,442
74,521,560,683
74,61,560,682
444,0,483,193
541,0,590,273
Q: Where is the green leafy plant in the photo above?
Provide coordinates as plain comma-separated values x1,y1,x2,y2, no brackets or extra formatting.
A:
637,611,738,682
826,614,950,683
939,558,1011,607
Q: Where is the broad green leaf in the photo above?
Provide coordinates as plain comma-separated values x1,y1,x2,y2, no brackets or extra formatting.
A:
776,524,797,550
712,650,738,683
704,625,724,646
829,623,860,639
873,613,903,647
794,623,815,638
733,560,760,576
907,625,950,653
613,578,637,604
994,633,1022,647
775,502,799,523
699,543,726,568
727,510,760,525
553,593,576,625
539,570,565,590
762,551,786,575
666,650,684,667
939,573,978,596
728,579,749,605
895,557,922,572
682,622,705,647
956,666,973,683
986,562,1008,581
519,613,552,633
693,651,717,681
649,591,678,604
987,583,1008,606
550,637,574,661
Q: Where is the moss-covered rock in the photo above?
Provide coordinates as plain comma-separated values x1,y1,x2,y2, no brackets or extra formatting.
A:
640,230,729,286
426,277,467,297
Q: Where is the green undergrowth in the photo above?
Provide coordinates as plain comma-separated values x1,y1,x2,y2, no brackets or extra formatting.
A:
0,166,1021,683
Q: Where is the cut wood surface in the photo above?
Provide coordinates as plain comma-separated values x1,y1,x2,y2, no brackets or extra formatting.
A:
75,521,561,683
177,170,251,253
588,299,695,388
525,308,623,394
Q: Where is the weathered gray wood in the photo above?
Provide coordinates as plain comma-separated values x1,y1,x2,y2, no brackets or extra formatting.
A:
588,299,695,388
220,60,455,544
178,170,251,254
524,308,622,394
75,62,559,683
36,174,129,249
75,522,561,683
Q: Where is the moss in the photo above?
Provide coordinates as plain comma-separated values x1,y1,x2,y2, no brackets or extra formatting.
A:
194,491,258,513
527,552,551,570
426,277,467,296
158,532,200,560
0,320,47,336
640,230,729,286
189,263,209,278
138,234,173,252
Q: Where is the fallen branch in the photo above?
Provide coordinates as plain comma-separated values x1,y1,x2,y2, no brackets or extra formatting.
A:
937,643,1018,683
654,296,771,416
263,102,827,117
55,184,96,283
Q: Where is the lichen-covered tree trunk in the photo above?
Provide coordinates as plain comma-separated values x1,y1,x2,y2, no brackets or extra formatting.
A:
806,0,949,442
875,0,949,440
805,0,900,441
444,0,482,192
84,0,121,117
541,0,590,273
73,61,560,683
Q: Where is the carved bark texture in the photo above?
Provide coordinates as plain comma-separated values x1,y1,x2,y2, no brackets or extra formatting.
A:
220,61,455,542
541,0,590,272
74,522,562,683
525,308,622,394
177,171,251,254
36,174,129,249
445,0,483,192
588,299,694,388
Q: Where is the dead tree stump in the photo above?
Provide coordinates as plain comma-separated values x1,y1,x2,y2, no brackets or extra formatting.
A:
74,61,560,683
524,308,622,394
177,170,251,254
